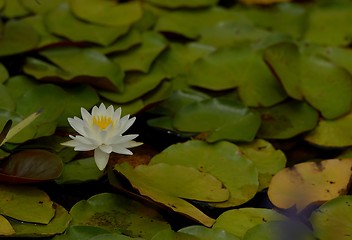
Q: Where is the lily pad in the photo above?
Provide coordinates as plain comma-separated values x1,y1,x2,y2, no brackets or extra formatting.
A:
0,20,40,57
1,0,30,18
111,31,168,73
150,140,259,208
0,84,15,111
20,0,65,13
70,193,170,239
0,149,63,183
146,0,217,8
151,229,200,240
173,97,261,142
264,42,352,119
212,208,285,239
178,225,240,240
0,183,55,224
4,75,39,100
268,158,352,211
304,112,352,147
115,163,227,226
0,63,8,83
45,3,129,46
239,139,287,190
310,195,352,240
70,0,142,27
0,215,15,236
9,203,71,237
257,100,319,139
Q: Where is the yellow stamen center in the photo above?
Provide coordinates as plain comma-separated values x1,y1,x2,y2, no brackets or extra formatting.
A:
93,116,113,130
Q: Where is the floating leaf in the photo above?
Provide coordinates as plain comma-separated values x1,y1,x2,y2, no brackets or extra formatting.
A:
173,98,261,142
20,0,65,13
55,157,104,184
264,42,352,119
240,0,290,5
0,84,15,111
268,158,352,211
9,203,71,237
46,3,129,46
70,193,170,239
213,208,285,239
151,229,200,240
4,75,39,101
0,20,40,56
179,225,240,240
70,0,142,27
304,112,352,147
115,163,227,226
1,0,30,18
239,139,286,190
0,215,15,236
0,183,55,224
310,195,352,240
146,0,217,8
257,100,319,139
111,31,168,73
0,63,9,83
150,140,259,208
0,149,63,183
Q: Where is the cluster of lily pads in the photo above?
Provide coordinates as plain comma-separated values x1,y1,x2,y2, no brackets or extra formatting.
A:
1,0,352,239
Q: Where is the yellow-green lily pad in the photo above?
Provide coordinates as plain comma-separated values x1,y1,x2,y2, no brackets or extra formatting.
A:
150,140,259,208
179,225,240,240
146,0,217,8
0,215,15,236
0,63,9,83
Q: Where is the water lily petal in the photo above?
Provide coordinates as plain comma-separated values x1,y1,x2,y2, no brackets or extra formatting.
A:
61,139,79,147
68,117,86,136
94,147,110,171
81,107,92,122
107,134,139,145
113,107,122,122
120,140,143,148
99,144,113,153
111,145,133,155
74,144,97,151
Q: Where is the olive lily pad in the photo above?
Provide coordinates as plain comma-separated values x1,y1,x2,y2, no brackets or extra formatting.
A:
0,63,9,83
111,31,168,73
0,215,15,236
45,3,129,46
4,75,39,101
151,229,200,240
257,100,319,139
114,163,227,226
212,208,286,239
310,195,352,240
239,139,287,190
268,158,352,211
0,20,40,57
70,0,142,27
70,193,170,239
20,0,65,14
1,0,30,18
0,183,55,224
146,0,217,8
150,140,259,208
0,84,15,111
304,112,352,147
178,225,240,240
173,97,261,142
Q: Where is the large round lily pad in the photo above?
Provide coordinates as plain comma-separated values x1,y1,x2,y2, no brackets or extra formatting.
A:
150,140,259,208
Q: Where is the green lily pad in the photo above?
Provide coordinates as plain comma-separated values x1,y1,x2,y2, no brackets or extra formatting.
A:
9,203,71,237
305,112,352,148
0,63,8,83
243,221,315,240
142,80,173,107
46,3,129,46
0,84,15,111
70,0,142,27
0,20,40,57
0,215,15,236
57,226,110,240
1,0,30,18
99,66,166,103
114,163,226,226
20,0,65,13
257,100,319,139
4,75,39,101
0,149,63,183
304,4,352,46
150,140,259,208
111,31,168,73
264,42,352,119
58,84,99,126
0,183,55,224
70,193,170,239
310,195,352,240
173,97,261,142
146,0,217,8
239,139,286,190
93,29,142,55
151,229,200,240
178,225,240,240
212,208,286,239
55,157,104,184
20,15,62,47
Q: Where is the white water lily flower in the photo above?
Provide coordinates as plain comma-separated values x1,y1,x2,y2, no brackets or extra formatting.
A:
62,103,142,170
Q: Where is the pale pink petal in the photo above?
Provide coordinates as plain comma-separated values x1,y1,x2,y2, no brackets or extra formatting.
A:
94,148,110,171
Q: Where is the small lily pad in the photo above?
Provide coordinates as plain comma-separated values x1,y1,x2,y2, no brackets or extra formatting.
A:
150,140,259,208
310,195,352,240
146,0,217,8
179,225,240,240
0,183,55,224
268,158,352,211
0,63,9,83
213,208,286,239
